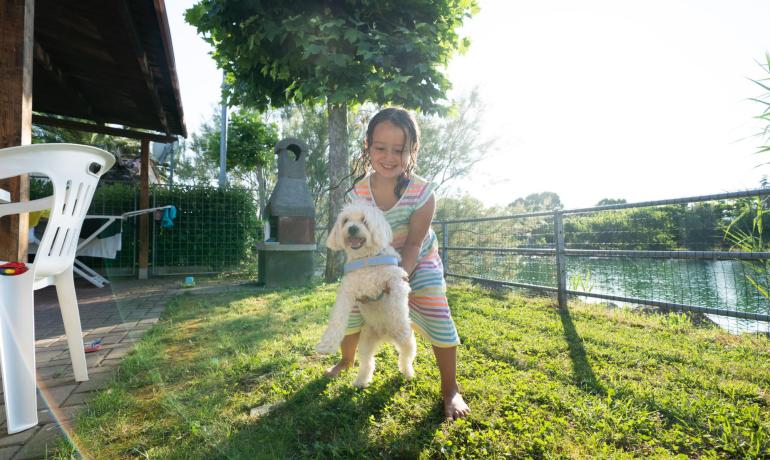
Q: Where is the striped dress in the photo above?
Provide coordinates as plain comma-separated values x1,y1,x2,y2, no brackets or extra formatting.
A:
344,174,460,348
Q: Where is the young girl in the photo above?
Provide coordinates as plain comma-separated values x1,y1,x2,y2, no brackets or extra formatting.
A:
325,107,471,420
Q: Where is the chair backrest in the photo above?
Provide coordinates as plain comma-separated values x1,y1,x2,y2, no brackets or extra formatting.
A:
0,144,115,277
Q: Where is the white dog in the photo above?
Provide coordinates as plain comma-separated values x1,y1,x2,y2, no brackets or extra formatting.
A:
316,200,416,387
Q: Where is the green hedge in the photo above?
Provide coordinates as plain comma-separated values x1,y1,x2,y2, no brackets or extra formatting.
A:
151,184,260,273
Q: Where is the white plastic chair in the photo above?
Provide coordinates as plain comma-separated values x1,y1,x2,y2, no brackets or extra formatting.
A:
0,143,115,434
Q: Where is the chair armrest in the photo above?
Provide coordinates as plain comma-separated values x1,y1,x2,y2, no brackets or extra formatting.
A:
0,196,54,218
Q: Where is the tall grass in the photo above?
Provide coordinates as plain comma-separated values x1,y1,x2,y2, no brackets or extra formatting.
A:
723,196,770,299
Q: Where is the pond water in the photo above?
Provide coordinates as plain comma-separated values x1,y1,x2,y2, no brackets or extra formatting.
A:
449,254,770,334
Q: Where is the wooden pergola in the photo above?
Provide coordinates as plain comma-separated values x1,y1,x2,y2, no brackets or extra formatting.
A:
0,0,186,279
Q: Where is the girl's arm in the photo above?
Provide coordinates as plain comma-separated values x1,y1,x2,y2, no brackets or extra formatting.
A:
401,193,436,275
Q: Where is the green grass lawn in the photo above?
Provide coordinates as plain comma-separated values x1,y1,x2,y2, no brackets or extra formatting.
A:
55,283,770,459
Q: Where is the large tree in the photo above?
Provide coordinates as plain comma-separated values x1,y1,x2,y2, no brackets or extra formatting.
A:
186,0,477,280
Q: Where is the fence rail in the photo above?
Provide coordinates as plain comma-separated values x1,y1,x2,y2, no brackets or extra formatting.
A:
435,187,770,331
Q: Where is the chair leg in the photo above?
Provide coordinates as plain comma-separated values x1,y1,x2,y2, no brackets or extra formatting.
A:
55,268,89,382
0,272,39,433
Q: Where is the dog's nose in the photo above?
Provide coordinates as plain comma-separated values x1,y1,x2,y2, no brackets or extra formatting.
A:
347,225,359,236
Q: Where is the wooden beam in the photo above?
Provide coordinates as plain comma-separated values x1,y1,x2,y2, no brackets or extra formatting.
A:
151,0,187,137
116,0,170,135
34,42,101,123
0,0,34,262
32,115,177,143
138,139,150,279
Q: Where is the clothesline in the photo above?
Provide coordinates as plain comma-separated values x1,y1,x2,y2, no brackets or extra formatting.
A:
78,205,176,253
29,205,177,288
73,205,176,287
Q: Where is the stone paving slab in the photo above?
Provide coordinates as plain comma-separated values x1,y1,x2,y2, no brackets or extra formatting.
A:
13,424,64,460
0,277,194,459
0,446,20,460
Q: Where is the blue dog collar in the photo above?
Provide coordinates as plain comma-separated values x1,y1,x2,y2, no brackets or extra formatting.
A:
343,255,399,274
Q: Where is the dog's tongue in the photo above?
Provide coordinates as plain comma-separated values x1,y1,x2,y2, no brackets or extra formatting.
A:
349,237,365,249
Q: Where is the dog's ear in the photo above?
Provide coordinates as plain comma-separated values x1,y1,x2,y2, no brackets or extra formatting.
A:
326,213,345,251
367,206,393,250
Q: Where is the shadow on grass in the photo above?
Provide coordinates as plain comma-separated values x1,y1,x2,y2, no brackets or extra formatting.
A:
116,287,327,392
169,286,325,339
558,306,606,396
88,285,448,458
198,374,445,459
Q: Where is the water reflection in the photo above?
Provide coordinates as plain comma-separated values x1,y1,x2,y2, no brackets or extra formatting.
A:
451,252,770,334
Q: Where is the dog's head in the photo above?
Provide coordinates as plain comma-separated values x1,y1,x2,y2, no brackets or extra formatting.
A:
326,200,393,260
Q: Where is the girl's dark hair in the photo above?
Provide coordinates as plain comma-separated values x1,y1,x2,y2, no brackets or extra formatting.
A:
349,107,421,198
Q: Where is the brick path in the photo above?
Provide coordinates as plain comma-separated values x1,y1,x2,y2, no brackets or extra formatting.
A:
0,277,183,459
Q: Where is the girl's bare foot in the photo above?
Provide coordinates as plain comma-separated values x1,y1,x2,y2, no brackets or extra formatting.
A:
443,391,471,420
324,360,352,377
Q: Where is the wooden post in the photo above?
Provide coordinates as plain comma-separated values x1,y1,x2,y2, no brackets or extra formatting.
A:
0,0,34,262
138,139,150,279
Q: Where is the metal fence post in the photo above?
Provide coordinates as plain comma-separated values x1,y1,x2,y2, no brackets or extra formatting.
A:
441,222,449,276
554,210,567,309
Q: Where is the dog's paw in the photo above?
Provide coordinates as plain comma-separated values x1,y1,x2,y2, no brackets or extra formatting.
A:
400,365,415,380
353,377,371,388
399,359,415,379
315,340,338,354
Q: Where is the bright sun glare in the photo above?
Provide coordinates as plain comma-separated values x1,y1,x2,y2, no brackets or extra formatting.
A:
167,0,770,208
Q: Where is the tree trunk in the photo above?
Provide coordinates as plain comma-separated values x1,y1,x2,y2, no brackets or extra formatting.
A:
256,166,267,219
324,101,349,282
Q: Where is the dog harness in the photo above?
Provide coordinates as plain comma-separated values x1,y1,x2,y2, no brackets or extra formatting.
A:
343,254,399,274
357,285,390,304
344,254,401,304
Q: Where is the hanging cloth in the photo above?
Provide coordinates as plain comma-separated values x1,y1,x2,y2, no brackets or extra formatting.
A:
161,205,177,229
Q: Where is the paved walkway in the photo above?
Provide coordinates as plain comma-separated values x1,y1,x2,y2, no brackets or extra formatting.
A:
0,277,185,459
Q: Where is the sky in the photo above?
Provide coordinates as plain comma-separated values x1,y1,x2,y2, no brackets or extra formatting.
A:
165,0,770,209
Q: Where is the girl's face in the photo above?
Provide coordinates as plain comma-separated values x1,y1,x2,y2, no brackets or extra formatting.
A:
367,120,408,180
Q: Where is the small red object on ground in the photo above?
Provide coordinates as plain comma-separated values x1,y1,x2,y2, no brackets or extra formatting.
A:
84,339,103,353
0,262,28,276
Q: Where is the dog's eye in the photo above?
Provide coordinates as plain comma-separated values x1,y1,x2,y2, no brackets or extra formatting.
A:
342,218,348,225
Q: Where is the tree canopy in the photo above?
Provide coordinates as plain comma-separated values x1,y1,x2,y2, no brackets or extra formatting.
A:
186,0,478,112
596,198,628,206
188,107,279,176
508,192,564,212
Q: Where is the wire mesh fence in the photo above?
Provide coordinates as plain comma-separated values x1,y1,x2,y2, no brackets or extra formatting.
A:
434,188,770,335
29,180,262,278
83,181,139,276
151,184,260,275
